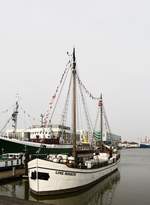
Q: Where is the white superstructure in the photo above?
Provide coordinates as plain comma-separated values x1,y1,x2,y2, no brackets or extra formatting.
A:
5,124,72,144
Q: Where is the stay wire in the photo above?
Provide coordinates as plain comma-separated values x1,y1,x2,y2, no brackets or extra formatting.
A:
49,65,71,124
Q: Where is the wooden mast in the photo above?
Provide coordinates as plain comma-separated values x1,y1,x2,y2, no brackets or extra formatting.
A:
72,48,77,164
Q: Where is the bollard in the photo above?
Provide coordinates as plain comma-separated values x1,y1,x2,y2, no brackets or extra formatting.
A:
12,166,16,176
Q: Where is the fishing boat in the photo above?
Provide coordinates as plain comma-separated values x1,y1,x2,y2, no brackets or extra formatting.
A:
0,123,73,155
0,80,75,155
0,120,73,155
0,136,73,155
28,48,120,195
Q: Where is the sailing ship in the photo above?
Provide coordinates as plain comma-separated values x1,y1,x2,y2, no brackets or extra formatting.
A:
28,48,120,195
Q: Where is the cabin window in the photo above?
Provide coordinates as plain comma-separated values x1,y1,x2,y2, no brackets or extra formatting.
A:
31,171,49,180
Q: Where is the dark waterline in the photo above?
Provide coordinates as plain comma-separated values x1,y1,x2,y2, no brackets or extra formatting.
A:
0,149,150,205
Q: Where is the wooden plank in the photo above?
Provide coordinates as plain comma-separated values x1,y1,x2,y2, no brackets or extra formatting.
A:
0,168,25,182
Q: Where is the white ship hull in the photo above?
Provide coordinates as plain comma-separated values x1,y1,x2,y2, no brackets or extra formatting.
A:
28,158,119,195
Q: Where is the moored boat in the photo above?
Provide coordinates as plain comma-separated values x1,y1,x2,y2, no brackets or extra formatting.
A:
0,153,23,171
28,153,120,195
140,137,150,148
0,93,73,155
140,143,150,148
0,136,73,155
28,48,120,195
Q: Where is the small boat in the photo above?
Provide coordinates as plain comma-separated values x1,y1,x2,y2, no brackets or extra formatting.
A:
0,153,23,171
140,143,150,148
140,137,150,148
28,48,120,195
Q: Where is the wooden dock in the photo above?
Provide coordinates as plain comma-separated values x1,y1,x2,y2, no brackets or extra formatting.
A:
0,168,25,183
0,168,45,205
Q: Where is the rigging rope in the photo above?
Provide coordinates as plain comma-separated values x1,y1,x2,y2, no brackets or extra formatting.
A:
76,87,82,130
0,104,15,116
49,67,70,124
20,106,37,124
60,74,72,126
76,74,100,100
103,106,112,139
77,76,94,144
94,108,100,131
77,76,93,132
45,62,71,126
0,103,18,135
0,117,12,135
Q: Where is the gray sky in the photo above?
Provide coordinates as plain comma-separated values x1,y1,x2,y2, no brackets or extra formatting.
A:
0,0,150,142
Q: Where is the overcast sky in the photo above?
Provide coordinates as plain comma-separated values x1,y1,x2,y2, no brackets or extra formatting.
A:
0,0,150,142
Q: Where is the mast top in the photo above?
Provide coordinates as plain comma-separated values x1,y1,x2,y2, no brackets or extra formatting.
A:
73,48,76,70
100,93,102,100
98,93,103,107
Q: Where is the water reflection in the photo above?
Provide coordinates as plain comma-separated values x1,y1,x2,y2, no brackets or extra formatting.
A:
0,170,120,205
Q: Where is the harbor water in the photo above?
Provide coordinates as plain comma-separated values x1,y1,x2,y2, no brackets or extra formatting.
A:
0,149,150,205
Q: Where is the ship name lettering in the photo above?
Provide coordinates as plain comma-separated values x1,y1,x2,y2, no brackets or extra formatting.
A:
55,171,64,175
55,171,76,176
65,171,76,176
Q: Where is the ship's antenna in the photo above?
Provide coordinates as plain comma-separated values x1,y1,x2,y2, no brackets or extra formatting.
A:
100,93,103,142
40,114,44,128
12,100,19,138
